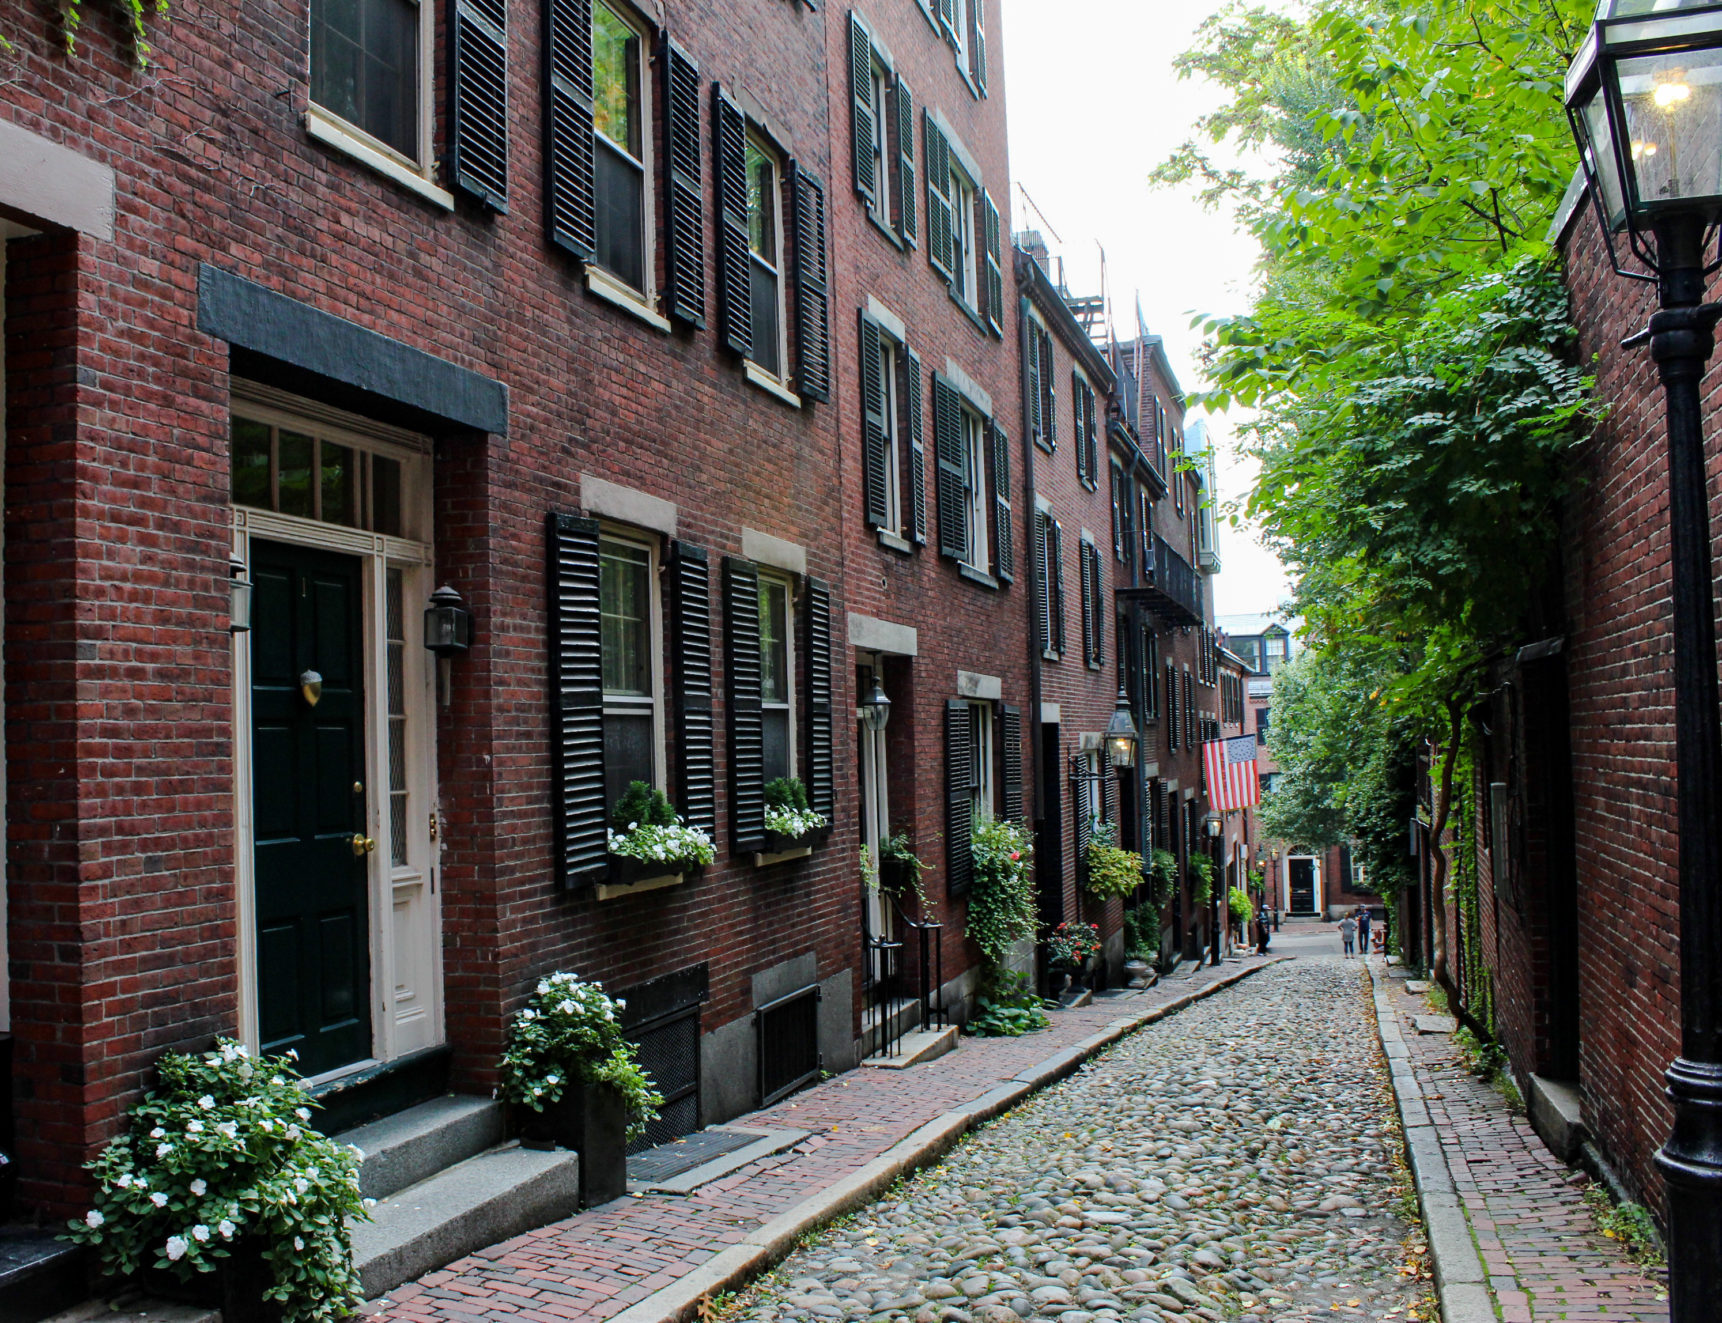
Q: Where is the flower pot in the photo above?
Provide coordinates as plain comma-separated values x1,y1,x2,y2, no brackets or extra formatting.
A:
877,855,920,896
515,1081,629,1206
139,1241,280,1323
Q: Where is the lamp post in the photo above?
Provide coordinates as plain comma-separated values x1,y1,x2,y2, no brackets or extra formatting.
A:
1567,8,1722,1315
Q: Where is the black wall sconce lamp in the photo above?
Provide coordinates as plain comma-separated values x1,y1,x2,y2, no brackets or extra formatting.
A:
229,557,253,635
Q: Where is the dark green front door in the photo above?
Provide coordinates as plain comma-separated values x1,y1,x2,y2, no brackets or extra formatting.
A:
251,540,371,1076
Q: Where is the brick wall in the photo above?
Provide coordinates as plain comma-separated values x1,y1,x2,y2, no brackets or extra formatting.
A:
0,0,935,1211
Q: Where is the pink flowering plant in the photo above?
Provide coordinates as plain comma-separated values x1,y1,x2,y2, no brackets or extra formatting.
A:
497,972,663,1142
65,1038,369,1322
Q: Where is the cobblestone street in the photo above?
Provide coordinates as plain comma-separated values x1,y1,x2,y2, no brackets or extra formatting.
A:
730,959,1422,1323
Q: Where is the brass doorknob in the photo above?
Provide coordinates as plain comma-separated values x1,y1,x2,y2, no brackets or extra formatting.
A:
352,834,377,857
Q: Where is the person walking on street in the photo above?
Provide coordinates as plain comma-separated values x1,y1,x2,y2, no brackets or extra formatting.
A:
1339,912,1358,957
1357,907,1372,957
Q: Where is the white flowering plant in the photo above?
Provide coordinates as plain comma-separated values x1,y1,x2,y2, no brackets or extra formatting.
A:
607,781,716,873
763,777,827,840
497,972,663,1142
65,1039,368,1322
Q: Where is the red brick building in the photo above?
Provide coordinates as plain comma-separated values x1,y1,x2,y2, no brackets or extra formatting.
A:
0,0,1025,1274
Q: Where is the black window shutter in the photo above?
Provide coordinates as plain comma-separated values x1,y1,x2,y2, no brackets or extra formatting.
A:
1022,305,1043,450
859,313,889,528
982,190,1003,336
713,85,753,359
791,163,831,402
804,578,835,822
1035,511,1051,652
1000,703,1022,823
971,0,988,93
1167,664,1178,751
937,0,957,45
547,512,607,887
662,39,706,328
895,75,917,246
990,422,1013,583
1051,517,1066,654
1038,326,1057,449
848,12,876,205
724,557,766,853
544,0,595,257
1071,371,1086,484
1092,542,1104,665
944,699,972,895
932,374,966,561
451,0,509,210
1185,669,1196,747
1099,757,1114,825
902,347,928,544
1079,539,1094,667
1086,382,1099,490
670,541,716,836
924,113,953,281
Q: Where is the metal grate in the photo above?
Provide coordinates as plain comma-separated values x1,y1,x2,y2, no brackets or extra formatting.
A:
756,984,821,1107
625,1127,756,1184
627,1008,701,1154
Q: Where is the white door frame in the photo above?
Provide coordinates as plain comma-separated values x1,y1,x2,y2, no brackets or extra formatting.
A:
1283,854,1323,916
229,391,443,1076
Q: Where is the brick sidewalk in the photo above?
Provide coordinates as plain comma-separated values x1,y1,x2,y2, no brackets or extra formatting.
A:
1377,966,1668,1322
364,957,1273,1323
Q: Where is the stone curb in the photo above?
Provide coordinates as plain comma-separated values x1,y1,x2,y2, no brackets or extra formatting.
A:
601,957,1290,1323
1364,959,1494,1323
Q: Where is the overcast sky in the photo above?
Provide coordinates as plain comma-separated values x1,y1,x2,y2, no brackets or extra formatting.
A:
999,0,1291,618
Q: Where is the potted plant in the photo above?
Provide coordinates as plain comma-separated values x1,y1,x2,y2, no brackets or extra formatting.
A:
1228,886,1255,938
499,972,663,1206
762,777,829,853
1046,921,1103,993
607,781,716,886
1147,848,1178,911
1083,821,1142,903
874,830,931,909
66,1039,369,1323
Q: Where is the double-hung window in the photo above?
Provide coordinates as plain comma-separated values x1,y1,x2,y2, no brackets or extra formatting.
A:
961,404,989,573
877,335,903,535
600,533,663,810
869,62,894,227
949,165,978,309
967,699,993,830
758,573,796,782
592,0,650,296
747,132,789,381
1036,508,1064,659
309,0,439,196
859,313,925,546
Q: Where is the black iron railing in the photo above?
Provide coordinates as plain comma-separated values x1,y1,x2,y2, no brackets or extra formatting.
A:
896,905,946,1034
863,932,904,1059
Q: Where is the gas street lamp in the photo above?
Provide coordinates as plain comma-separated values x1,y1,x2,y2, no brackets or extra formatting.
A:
1567,6,1722,1315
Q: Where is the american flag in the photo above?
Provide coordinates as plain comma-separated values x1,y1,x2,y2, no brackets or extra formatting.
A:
1203,734,1261,812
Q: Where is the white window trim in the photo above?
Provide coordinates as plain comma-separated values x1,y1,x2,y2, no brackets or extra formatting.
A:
961,404,989,575
591,0,659,303
229,396,442,1073
598,527,668,805
879,332,904,538
967,698,993,829
745,127,792,388
304,0,448,210
305,107,454,211
758,570,798,783
948,165,977,308
869,59,893,227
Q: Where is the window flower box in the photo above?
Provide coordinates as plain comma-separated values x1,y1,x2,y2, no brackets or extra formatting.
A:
604,855,688,889
759,822,831,858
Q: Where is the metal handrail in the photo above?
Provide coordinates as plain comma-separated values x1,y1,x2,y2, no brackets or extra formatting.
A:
864,933,905,1059
893,904,946,1033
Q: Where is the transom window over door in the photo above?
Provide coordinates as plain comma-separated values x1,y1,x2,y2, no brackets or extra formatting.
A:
310,0,422,160
600,535,662,810
747,133,787,379
758,575,795,782
231,416,411,538
592,0,649,293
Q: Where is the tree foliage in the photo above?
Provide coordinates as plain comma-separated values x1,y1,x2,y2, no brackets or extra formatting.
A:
1164,0,1598,991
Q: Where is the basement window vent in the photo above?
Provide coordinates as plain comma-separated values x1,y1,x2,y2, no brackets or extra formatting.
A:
756,983,822,1106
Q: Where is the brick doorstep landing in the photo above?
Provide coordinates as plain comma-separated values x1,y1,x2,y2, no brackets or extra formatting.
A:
1367,956,1667,1323
364,956,1284,1323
